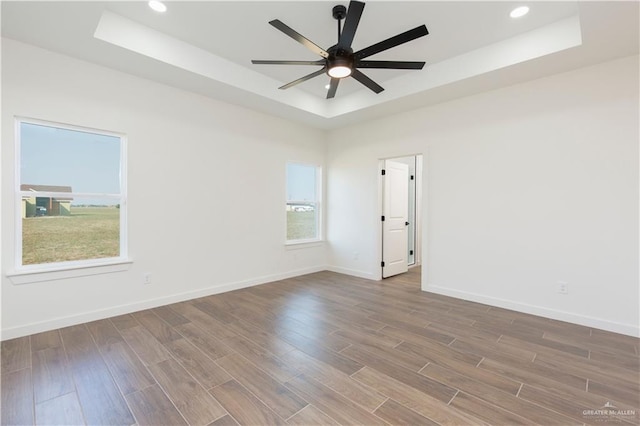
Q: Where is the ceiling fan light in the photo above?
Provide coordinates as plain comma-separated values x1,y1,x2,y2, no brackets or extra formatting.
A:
328,65,352,78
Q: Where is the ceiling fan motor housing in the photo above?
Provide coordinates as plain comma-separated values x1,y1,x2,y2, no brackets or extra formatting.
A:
332,5,347,20
327,45,354,78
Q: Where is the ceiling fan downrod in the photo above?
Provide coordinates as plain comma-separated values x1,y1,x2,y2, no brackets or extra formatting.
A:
333,5,347,40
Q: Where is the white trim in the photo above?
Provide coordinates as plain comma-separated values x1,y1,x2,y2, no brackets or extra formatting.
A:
376,159,384,281
326,265,378,281
1,265,325,340
14,117,128,271
424,284,640,338
6,259,133,284
15,118,23,266
18,191,120,199
285,240,324,250
119,135,128,264
286,201,318,205
415,154,424,268
15,116,125,139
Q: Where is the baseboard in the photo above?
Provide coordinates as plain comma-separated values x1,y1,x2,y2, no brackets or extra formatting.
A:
425,284,640,338
7,268,636,339
1,265,326,340
326,265,378,280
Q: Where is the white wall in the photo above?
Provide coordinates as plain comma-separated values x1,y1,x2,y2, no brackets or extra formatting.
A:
327,55,639,336
2,38,638,339
1,39,327,339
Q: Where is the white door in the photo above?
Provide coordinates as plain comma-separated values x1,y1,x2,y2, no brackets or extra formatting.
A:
382,160,409,278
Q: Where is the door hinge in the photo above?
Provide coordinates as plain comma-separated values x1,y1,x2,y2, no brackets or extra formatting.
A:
410,175,414,180
405,221,410,226
410,250,414,255
381,169,386,176
381,215,385,221
381,261,385,267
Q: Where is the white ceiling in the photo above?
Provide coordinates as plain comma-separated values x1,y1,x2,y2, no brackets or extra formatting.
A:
2,1,638,129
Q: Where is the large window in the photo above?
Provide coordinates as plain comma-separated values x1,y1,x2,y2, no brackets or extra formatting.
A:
286,163,321,243
16,118,127,270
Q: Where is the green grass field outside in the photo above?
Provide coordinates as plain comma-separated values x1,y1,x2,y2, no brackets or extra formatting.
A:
23,207,314,265
287,210,317,241
22,207,120,265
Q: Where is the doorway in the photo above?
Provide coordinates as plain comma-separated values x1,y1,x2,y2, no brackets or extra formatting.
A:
380,155,422,279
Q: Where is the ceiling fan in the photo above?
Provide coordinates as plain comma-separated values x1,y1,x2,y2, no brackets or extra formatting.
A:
251,0,429,99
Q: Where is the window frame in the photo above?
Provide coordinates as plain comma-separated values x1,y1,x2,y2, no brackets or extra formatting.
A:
285,162,322,245
13,117,129,274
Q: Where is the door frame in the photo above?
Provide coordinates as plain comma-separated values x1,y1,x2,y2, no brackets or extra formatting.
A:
376,153,425,281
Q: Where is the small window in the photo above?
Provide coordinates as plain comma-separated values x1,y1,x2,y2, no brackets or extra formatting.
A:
16,118,127,270
286,163,321,243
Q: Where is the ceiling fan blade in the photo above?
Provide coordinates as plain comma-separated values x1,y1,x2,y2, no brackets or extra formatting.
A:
351,69,384,94
252,60,325,66
337,1,365,50
327,78,340,99
269,19,329,58
356,60,425,70
355,25,429,60
279,68,327,90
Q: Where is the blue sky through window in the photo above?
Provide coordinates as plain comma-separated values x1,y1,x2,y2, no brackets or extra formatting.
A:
287,163,316,202
20,122,121,201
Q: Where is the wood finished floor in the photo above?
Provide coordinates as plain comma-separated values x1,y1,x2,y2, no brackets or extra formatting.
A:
2,267,639,425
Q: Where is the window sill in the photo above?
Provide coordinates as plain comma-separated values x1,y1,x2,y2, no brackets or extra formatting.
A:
6,258,133,284
285,240,324,250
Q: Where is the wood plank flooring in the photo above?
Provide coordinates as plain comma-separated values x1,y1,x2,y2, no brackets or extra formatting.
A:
2,267,639,425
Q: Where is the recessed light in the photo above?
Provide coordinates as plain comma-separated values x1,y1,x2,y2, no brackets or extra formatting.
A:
510,6,529,18
148,1,167,13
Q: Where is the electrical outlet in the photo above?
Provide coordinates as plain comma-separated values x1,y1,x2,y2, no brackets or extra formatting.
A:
143,273,152,285
557,281,568,294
